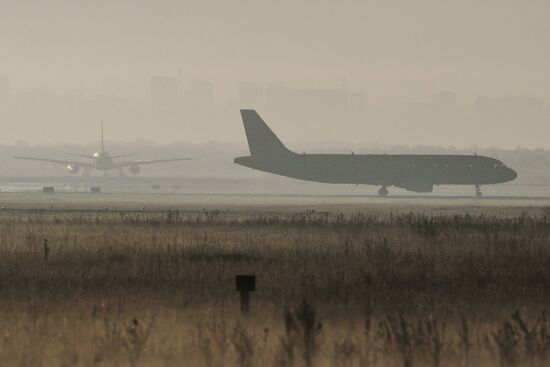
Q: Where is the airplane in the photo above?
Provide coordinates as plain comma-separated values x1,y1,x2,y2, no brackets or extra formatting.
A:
234,110,517,197
14,124,192,176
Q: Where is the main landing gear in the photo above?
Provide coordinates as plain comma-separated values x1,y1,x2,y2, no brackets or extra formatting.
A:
378,186,389,197
475,184,482,197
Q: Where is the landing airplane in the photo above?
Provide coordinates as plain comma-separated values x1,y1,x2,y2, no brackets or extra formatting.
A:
234,110,517,196
14,124,192,176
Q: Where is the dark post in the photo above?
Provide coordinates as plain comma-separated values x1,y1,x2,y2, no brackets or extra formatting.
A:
236,275,256,315
43,238,49,263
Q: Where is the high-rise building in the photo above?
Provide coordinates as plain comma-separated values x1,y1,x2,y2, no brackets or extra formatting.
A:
183,81,214,123
150,76,178,110
266,83,362,126
187,81,213,107
185,81,214,112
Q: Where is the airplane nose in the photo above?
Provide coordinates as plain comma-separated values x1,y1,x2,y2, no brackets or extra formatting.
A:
508,168,517,181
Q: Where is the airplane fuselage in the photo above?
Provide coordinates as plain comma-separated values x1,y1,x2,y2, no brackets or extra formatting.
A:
92,151,115,170
235,152,517,192
234,110,517,195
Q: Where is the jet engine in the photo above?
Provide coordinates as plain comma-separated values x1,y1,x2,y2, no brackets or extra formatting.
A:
397,182,433,193
67,164,80,174
129,164,140,175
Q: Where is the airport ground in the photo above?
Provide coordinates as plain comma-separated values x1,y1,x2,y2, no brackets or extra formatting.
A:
0,191,549,366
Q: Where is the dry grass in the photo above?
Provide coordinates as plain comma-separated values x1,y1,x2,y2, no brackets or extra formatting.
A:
0,208,549,366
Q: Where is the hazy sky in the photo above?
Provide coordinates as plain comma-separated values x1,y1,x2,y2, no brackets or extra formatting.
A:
1,0,549,101
0,1,549,145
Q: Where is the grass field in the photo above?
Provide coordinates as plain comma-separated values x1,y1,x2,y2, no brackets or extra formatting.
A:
0,193,549,366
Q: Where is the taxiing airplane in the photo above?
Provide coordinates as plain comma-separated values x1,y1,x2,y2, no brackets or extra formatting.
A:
234,110,517,196
14,124,192,176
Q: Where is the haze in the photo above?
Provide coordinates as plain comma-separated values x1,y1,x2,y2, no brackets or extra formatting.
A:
1,0,549,147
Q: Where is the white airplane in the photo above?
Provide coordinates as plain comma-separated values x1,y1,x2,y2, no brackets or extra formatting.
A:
14,124,192,176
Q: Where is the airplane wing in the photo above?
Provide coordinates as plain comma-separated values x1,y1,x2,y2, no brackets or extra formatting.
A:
111,153,137,159
65,153,94,159
113,157,192,168
13,156,94,168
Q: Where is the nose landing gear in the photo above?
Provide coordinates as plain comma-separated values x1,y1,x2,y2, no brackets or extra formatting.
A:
378,186,389,197
475,184,482,197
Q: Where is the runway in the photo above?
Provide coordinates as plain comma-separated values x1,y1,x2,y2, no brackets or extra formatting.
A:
0,191,549,217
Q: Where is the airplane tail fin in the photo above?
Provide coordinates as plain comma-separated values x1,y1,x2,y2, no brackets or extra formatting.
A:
240,110,290,156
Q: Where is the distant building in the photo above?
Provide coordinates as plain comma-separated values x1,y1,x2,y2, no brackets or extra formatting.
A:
238,82,264,109
474,95,544,118
185,81,213,111
504,96,544,116
0,75,10,103
150,76,178,110
291,88,348,124
265,82,364,126
184,81,214,123
432,91,457,108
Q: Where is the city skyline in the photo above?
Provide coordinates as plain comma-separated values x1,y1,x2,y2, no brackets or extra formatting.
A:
0,0,549,147
0,73,549,148
2,72,550,106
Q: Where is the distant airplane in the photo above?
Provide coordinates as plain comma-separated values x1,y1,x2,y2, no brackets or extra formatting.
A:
14,124,192,176
234,110,517,196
